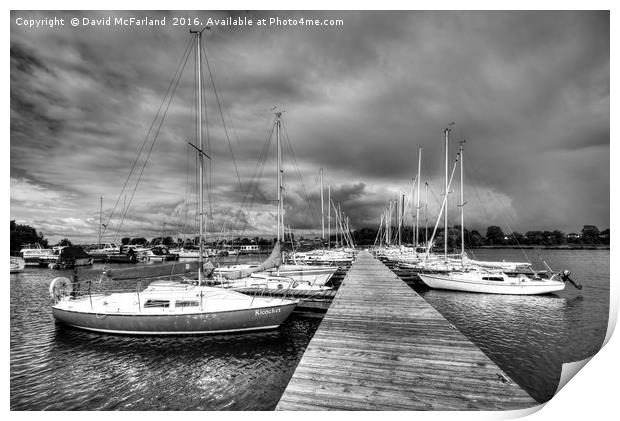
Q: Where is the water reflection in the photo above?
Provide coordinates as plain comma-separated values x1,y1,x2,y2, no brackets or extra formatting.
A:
11,250,608,409
11,265,321,411
39,320,314,410
410,250,608,403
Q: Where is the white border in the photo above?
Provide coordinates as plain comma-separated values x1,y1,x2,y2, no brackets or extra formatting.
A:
4,1,616,420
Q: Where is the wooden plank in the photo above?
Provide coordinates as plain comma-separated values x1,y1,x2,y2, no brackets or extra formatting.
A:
276,251,537,411
285,375,533,408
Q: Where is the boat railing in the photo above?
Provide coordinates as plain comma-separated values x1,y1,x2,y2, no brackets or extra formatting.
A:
72,279,260,312
70,279,198,297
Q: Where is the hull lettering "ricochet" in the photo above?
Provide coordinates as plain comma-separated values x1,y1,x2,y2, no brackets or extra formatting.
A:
255,308,282,316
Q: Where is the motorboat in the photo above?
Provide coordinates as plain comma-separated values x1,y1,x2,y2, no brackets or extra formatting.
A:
88,243,121,260
19,243,52,265
145,245,179,262
43,246,94,269
10,257,25,273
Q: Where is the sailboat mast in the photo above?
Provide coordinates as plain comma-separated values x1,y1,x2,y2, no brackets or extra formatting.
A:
338,203,343,248
397,194,401,247
191,29,204,285
401,194,405,246
444,127,450,261
346,216,352,248
335,203,339,247
98,195,102,246
402,193,405,245
459,142,465,256
320,168,325,241
384,209,389,246
327,186,331,249
415,147,422,246
386,201,391,246
275,112,283,242
424,181,428,248
424,155,459,261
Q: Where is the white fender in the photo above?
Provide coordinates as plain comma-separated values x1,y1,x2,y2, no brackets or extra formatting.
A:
49,277,72,299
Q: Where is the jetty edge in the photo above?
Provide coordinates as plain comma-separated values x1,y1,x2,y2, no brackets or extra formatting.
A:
276,250,537,410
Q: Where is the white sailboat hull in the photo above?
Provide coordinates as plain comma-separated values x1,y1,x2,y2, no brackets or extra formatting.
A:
214,264,336,286
51,283,299,335
52,303,296,335
271,265,336,286
224,276,331,291
418,273,566,295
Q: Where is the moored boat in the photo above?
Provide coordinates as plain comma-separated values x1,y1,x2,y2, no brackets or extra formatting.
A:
212,111,340,286
213,241,337,286
418,270,569,295
48,29,299,335
145,245,179,262
221,273,332,292
287,249,354,265
172,247,207,258
10,256,25,273
412,132,580,295
88,243,121,261
43,246,94,269
50,278,298,335
19,243,52,265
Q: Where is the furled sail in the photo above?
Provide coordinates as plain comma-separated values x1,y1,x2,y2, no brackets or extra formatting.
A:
463,257,531,271
220,241,282,280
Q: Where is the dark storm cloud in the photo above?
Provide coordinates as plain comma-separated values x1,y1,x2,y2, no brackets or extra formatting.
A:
10,10,609,242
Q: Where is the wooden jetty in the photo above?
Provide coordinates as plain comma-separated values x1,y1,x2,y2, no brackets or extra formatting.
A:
276,250,538,411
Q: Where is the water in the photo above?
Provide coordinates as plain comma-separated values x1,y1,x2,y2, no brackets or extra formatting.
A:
10,261,322,410
409,249,609,403
11,250,609,409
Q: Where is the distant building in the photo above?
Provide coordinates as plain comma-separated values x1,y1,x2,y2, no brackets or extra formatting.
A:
567,233,582,239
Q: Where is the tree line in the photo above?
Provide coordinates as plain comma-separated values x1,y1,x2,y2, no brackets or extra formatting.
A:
9,220,294,253
350,224,610,247
118,236,283,248
10,220,609,253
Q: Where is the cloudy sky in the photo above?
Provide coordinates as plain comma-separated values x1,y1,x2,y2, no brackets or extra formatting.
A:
10,10,609,243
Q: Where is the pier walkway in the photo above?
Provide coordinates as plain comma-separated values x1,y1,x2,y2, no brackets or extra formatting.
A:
276,251,537,411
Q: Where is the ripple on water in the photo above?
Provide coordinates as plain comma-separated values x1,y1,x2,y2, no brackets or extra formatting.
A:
413,249,609,403
11,251,608,408
10,265,321,410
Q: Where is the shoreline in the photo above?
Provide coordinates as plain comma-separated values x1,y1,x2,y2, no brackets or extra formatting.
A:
470,245,609,250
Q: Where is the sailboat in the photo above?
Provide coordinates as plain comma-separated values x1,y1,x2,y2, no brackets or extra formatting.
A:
88,196,122,261
49,29,299,334
413,128,574,295
372,148,426,264
214,240,332,290
417,270,569,295
213,111,337,288
288,175,356,266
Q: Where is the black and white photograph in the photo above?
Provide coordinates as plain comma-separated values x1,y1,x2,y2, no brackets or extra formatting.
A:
8,6,613,414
